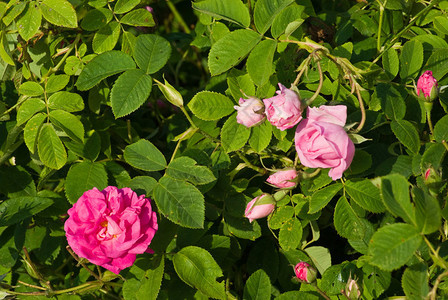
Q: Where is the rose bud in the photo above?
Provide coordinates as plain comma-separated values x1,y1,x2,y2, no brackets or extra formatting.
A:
295,105,355,180
263,83,303,131
345,278,361,300
234,97,266,128
244,194,275,223
266,169,298,189
294,262,317,283
417,70,438,102
423,167,444,196
64,186,158,274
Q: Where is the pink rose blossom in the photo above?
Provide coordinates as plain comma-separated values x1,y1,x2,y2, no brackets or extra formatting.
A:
295,105,355,180
307,105,347,127
294,262,317,283
234,97,266,128
266,169,298,189
417,70,438,98
64,186,158,274
263,83,303,131
244,194,275,223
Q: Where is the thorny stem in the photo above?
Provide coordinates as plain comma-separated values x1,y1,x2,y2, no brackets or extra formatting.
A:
312,283,331,300
423,236,448,270
376,0,387,52
369,0,439,68
236,151,266,175
166,0,191,34
352,83,366,133
306,60,323,105
293,56,312,87
429,271,448,300
17,281,47,291
66,246,102,281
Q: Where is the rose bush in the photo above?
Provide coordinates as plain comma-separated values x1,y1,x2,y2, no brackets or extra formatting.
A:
64,187,158,274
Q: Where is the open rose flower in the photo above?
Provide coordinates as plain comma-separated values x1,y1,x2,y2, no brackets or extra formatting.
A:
417,70,438,101
263,83,303,130
234,97,266,128
64,186,158,274
244,194,275,223
266,169,298,189
295,105,355,180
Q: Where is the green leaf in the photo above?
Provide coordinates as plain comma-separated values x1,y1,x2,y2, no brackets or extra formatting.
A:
227,69,256,101
375,83,405,120
3,2,26,26
188,91,235,121
121,30,136,55
65,162,108,204
49,110,85,143
334,196,366,240
402,263,429,300
81,8,113,31
120,9,155,27
434,15,448,35
64,130,101,161
128,176,157,197
249,121,272,152
123,254,164,300
16,98,46,126
382,48,399,79
114,0,140,14
153,176,204,228
192,0,250,28
0,166,36,198
76,51,135,91
48,91,85,112
271,4,305,38
308,183,343,214
93,21,121,54
247,39,277,86
224,214,262,240
110,69,152,118
254,0,295,35
424,49,448,80
173,246,225,299
17,2,42,41
124,139,167,172
24,112,46,153
381,174,415,225
134,34,171,74
166,157,216,185
243,269,271,300
304,246,331,275
0,33,14,66
221,113,251,152
369,223,422,271
344,179,385,213
268,206,294,229
279,217,302,251
320,262,358,295
434,115,448,143
19,81,44,96
40,0,77,28
208,29,262,76
399,39,423,80
0,196,53,227
37,124,67,169
390,120,420,155
276,291,320,300
45,74,70,93
413,187,441,234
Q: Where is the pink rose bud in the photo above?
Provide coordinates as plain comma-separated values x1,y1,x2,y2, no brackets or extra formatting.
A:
266,169,298,189
234,97,266,128
417,70,438,102
244,194,275,223
423,167,443,196
294,262,317,283
263,83,303,131
295,105,355,180
145,6,154,13
345,278,361,300
64,186,158,274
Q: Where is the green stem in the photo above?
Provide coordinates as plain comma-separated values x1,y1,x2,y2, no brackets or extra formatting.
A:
369,0,439,69
376,0,387,52
306,60,323,105
0,95,28,118
352,84,366,133
180,106,197,129
42,33,81,80
166,0,191,34
236,152,266,175
425,103,435,140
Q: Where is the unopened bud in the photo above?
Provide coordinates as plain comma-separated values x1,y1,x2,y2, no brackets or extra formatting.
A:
416,71,438,102
423,167,444,196
345,278,361,300
155,78,183,108
244,194,275,223
294,262,317,283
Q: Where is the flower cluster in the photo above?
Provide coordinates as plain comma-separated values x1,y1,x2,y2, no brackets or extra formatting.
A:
65,186,158,274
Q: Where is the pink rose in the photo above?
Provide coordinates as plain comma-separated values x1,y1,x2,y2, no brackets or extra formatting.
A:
244,194,275,223
294,262,317,283
266,169,298,189
417,70,438,99
295,105,355,180
234,97,266,128
64,186,158,274
263,83,303,131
